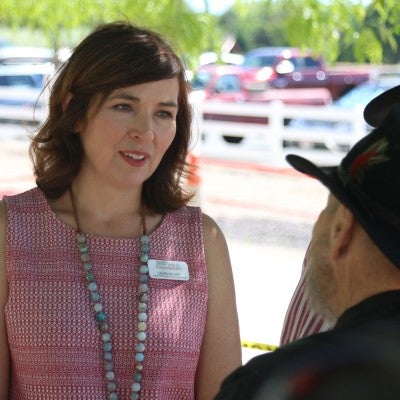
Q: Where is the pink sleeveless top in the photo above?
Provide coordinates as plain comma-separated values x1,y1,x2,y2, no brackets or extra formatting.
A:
4,188,208,399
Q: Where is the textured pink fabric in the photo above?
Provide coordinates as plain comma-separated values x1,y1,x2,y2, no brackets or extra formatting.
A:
4,187,208,399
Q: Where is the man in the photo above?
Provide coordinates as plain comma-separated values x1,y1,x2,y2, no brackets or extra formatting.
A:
214,99,400,399
280,84,400,346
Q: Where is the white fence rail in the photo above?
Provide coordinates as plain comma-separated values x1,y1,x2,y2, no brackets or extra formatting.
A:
1,98,369,167
192,100,368,166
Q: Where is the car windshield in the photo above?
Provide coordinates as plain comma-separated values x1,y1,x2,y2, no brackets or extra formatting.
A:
191,70,212,90
334,80,396,109
0,73,45,88
242,55,277,68
30,74,45,88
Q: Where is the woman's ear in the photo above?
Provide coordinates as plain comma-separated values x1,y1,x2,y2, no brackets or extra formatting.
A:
330,204,356,262
62,92,73,113
62,92,83,133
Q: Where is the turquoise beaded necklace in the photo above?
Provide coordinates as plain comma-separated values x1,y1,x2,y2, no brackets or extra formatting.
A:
70,187,149,400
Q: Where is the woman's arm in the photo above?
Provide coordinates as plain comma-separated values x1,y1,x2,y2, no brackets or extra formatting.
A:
0,200,10,396
195,213,242,400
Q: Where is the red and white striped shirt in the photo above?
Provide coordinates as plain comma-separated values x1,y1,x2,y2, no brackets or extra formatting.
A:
280,244,331,346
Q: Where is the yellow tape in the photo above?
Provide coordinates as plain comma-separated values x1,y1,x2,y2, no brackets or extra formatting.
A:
241,340,278,352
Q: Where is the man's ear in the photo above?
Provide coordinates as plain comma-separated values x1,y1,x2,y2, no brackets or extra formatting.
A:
330,204,356,262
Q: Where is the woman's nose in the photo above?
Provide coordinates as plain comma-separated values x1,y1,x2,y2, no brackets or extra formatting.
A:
129,115,154,140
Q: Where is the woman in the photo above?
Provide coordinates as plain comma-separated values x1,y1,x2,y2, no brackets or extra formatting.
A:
0,21,241,399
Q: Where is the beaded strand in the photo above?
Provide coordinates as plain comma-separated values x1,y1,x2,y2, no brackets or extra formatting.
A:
70,187,150,400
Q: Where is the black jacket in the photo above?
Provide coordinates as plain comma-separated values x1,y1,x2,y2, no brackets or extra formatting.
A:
215,290,400,399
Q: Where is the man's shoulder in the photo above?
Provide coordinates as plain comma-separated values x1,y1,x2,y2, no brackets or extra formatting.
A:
215,332,332,399
253,320,400,399
216,320,400,399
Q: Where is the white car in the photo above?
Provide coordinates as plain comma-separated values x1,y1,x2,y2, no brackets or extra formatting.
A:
0,63,53,128
0,45,54,65
287,75,400,151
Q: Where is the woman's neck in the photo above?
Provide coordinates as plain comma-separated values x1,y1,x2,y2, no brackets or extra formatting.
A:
49,176,146,238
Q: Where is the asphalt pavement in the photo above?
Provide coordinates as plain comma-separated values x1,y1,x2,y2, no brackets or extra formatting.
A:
0,133,328,363
196,158,327,361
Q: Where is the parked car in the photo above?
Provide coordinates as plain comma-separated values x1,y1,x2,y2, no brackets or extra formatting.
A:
0,63,54,88
0,39,11,47
190,64,332,106
287,74,400,150
0,63,53,126
0,45,54,65
240,47,371,100
191,64,252,102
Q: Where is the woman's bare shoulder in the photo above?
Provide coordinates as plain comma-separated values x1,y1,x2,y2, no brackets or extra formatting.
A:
201,212,225,239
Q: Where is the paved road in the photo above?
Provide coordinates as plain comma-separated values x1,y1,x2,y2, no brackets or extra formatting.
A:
197,158,326,359
0,135,328,362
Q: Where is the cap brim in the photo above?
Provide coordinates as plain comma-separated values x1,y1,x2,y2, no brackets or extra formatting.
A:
286,154,342,200
285,154,400,268
364,84,400,127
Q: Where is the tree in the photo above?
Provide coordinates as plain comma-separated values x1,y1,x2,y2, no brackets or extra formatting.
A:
363,0,400,64
281,0,400,64
218,0,400,64
220,0,290,51
0,0,221,69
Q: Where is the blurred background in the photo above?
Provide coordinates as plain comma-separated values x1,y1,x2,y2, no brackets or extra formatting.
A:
1,0,400,361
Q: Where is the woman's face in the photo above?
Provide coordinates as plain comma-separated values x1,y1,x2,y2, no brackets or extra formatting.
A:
77,78,179,190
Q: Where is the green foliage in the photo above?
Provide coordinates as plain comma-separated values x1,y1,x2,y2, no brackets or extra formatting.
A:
0,0,221,69
3,0,400,67
220,0,289,51
217,0,400,65
353,28,382,64
281,0,400,64
282,0,366,63
365,0,400,63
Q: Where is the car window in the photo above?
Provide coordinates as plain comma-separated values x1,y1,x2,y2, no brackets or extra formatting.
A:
191,70,212,90
289,57,304,69
30,74,45,88
303,57,321,67
0,74,38,88
288,57,320,69
214,75,241,93
242,55,277,67
334,83,389,109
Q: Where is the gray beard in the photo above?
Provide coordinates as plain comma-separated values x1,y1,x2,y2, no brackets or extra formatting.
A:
305,264,338,325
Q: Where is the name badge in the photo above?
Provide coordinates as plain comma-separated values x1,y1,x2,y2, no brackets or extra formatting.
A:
148,259,190,281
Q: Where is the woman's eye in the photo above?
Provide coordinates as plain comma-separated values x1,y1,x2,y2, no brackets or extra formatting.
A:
113,103,132,112
158,110,174,119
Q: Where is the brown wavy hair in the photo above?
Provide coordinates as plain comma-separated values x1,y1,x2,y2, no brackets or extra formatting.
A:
30,21,194,213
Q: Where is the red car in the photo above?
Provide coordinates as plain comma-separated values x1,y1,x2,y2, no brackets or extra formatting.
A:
190,63,332,106
241,47,370,100
191,64,257,102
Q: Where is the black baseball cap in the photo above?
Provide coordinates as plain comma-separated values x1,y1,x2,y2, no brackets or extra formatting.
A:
364,84,400,127
286,104,400,268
